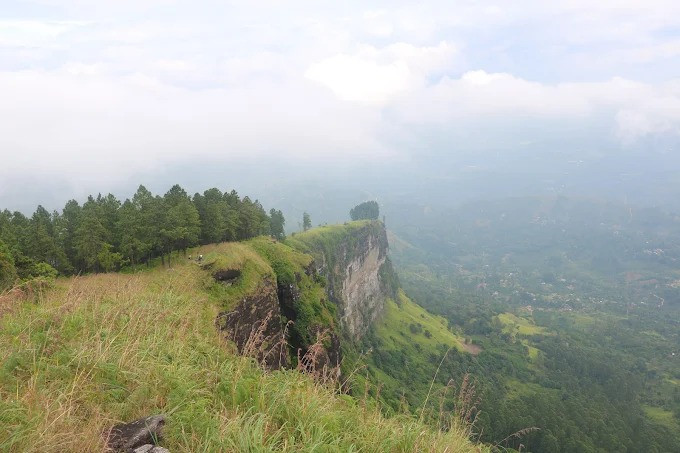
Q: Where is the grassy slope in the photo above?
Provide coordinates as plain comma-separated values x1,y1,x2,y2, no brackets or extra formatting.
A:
0,239,484,452
285,220,376,257
377,291,465,355
351,291,469,410
496,313,548,337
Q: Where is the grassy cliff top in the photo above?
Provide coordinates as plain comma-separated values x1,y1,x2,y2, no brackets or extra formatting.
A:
285,220,384,257
0,237,484,452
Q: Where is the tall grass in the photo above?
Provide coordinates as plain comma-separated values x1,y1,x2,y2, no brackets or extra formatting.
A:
0,250,486,452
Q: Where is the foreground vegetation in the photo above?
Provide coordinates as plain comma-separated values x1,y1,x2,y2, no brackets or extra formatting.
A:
0,241,484,452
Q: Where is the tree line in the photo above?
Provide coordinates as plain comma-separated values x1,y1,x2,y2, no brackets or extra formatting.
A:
0,184,286,287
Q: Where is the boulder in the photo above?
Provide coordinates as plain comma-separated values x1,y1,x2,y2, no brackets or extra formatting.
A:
107,414,166,452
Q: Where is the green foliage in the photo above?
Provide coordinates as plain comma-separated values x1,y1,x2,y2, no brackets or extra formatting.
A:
0,240,17,290
161,185,201,254
350,200,379,221
286,220,381,266
0,184,284,276
29,261,58,280
269,208,286,240
302,212,311,231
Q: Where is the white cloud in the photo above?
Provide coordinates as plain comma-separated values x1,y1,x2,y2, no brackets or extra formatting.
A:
1,0,680,210
390,70,680,144
0,67,387,190
0,19,88,47
305,41,456,104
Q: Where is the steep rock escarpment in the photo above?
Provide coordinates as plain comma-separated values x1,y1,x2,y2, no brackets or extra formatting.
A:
290,221,398,339
332,226,390,338
215,276,288,370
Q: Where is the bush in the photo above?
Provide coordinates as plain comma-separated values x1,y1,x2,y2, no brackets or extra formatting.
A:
350,201,379,221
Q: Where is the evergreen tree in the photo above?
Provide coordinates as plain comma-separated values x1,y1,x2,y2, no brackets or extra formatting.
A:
57,200,81,267
118,199,148,266
28,206,69,272
74,204,110,272
269,209,286,240
96,193,122,248
0,183,284,274
161,185,201,258
303,212,311,231
222,190,241,241
238,196,268,239
0,239,16,290
133,185,162,264
195,188,227,244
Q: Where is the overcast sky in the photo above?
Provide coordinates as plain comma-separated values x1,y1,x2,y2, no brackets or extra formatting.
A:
1,1,679,212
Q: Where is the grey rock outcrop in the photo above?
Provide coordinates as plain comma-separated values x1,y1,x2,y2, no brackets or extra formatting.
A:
107,414,166,452
215,277,288,370
310,221,397,339
133,445,170,453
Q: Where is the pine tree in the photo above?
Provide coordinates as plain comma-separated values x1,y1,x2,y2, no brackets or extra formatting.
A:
0,239,16,290
269,209,286,240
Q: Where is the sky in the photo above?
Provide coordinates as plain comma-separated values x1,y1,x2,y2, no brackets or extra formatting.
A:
1,0,679,212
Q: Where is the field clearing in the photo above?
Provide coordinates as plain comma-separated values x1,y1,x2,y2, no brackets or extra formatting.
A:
497,313,548,336
643,405,680,432
376,290,465,354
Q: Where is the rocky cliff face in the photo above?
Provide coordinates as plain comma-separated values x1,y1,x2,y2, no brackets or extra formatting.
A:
215,277,288,370
334,226,389,337
303,221,396,339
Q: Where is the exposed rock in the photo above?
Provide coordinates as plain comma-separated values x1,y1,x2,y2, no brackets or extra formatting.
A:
133,446,153,453
216,277,288,369
107,414,165,452
276,279,301,323
133,446,169,453
313,222,395,339
213,269,241,284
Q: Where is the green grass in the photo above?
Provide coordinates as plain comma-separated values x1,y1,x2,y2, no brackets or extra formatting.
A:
524,343,540,361
0,240,484,452
376,291,464,354
286,221,375,253
643,405,680,432
497,313,548,337
666,377,680,386
504,379,559,400
199,241,274,310
345,290,470,413
285,221,383,277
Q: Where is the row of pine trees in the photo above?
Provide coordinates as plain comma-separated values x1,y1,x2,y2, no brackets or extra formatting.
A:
0,184,285,284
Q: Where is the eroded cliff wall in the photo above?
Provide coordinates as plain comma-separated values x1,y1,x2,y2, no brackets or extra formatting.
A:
289,220,397,339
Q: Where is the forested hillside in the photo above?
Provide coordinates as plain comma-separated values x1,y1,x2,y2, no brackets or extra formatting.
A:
386,197,680,452
0,184,285,287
